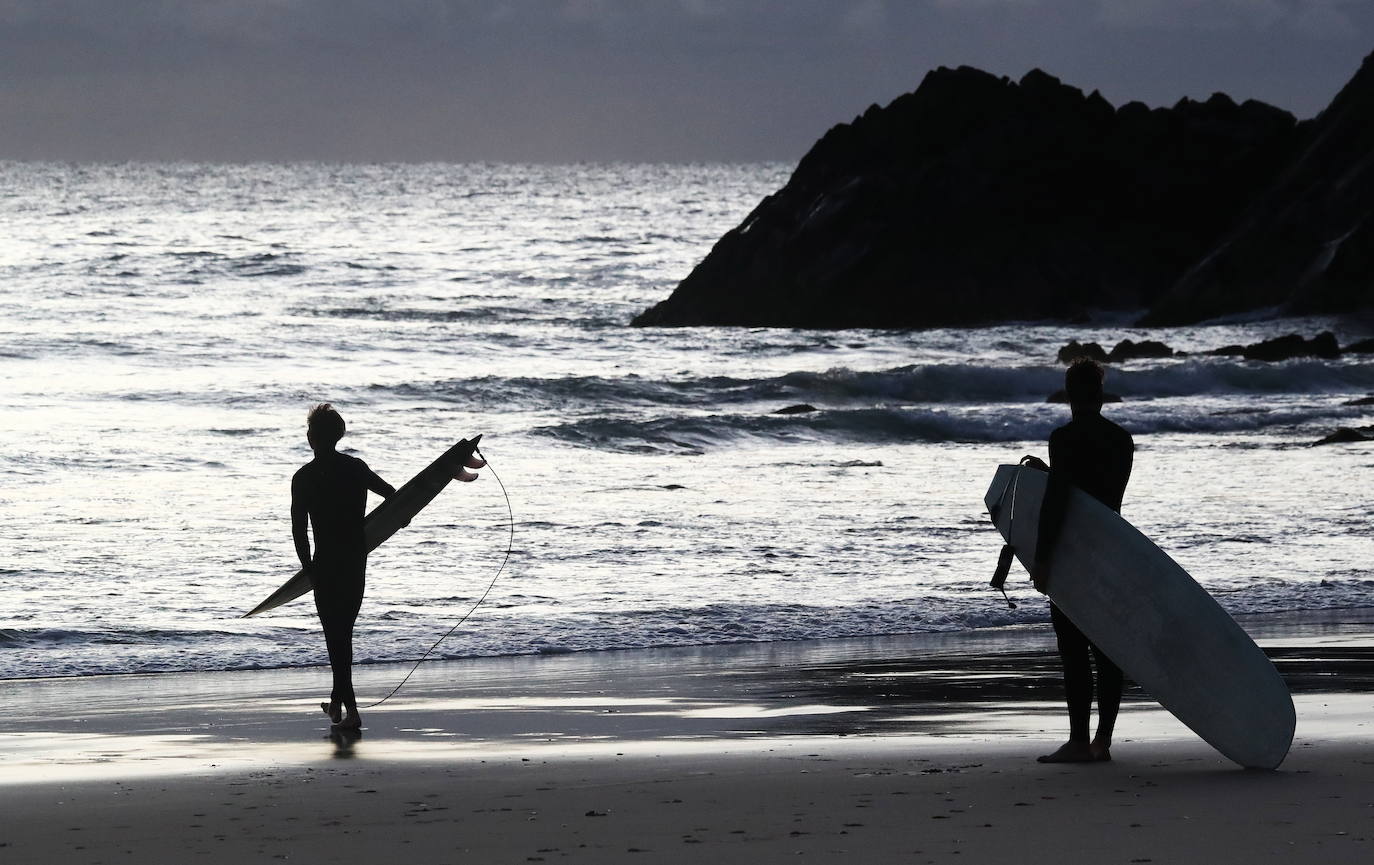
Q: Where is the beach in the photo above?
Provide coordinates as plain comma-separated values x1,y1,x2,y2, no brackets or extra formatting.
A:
3,613,1372,864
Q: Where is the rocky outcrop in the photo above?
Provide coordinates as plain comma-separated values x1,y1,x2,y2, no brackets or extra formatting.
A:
636,53,1374,329
633,65,1300,328
1144,53,1374,324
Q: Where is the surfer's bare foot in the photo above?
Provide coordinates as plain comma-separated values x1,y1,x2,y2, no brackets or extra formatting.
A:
333,712,362,731
1036,741,1097,763
321,701,342,725
1091,739,1112,762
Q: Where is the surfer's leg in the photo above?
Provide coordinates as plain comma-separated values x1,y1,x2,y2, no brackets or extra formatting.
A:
1039,604,1097,763
1089,643,1122,759
330,567,365,729
314,592,349,713
337,588,363,723
1051,604,1093,740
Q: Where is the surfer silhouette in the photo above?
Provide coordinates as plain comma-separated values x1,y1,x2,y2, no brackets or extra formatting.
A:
1032,358,1134,763
292,404,397,731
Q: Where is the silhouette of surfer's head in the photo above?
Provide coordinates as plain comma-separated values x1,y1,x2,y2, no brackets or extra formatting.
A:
1064,358,1105,411
307,403,346,451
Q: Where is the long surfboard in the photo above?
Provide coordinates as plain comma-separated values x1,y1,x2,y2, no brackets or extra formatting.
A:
243,436,483,618
985,463,1295,769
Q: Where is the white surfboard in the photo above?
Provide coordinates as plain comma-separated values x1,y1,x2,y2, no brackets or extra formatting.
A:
985,463,1295,769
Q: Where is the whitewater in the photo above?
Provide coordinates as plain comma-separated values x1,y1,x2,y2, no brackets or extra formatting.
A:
1,161,1371,680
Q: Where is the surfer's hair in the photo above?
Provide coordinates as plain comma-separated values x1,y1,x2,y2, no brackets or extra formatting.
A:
307,403,346,445
1065,358,1105,406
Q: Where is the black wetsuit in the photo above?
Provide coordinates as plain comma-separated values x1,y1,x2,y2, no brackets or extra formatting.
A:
1035,411,1134,742
292,451,390,710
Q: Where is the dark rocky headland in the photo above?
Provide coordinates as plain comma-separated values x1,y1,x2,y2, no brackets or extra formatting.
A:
633,53,1374,329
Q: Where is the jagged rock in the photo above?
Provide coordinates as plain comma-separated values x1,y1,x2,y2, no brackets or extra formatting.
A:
1107,339,1174,361
1047,390,1122,404
1344,337,1374,354
773,403,818,415
632,65,1299,328
1208,332,1340,361
1057,341,1108,363
1313,427,1373,445
1343,396,1374,406
1145,51,1374,323
1056,338,1174,363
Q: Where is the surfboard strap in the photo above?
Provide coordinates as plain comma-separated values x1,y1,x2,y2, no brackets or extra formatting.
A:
361,444,515,710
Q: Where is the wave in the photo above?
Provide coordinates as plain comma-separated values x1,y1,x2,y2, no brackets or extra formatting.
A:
300,304,528,323
529,399,1373,451
5,585,1372,679
156,250,307,279
0,626,245,649
368,359,1374,415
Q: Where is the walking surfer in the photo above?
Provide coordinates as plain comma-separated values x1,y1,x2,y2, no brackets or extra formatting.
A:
292,404,397,731
1032,358,1134,763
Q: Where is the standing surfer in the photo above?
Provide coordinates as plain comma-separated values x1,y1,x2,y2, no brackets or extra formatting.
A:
1032,358,1134,763
292,403,397,731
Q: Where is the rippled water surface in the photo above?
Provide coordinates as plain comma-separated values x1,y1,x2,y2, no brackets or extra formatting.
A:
1,162,1372,679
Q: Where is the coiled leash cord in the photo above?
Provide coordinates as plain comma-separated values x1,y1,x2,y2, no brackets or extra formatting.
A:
363,445,514,709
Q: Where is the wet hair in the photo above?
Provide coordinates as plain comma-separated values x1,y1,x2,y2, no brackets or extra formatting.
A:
1064,358,1105,406
307,403,345,446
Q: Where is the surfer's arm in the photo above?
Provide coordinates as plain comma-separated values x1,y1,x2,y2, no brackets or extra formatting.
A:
1032,435,1069,591
291,477,312,569
365,469,397,499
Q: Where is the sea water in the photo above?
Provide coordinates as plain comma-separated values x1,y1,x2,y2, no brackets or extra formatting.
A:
1,162,1371,680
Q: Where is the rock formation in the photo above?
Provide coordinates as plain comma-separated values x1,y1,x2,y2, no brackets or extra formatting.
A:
634,54,1374,329
1144,53,1374,324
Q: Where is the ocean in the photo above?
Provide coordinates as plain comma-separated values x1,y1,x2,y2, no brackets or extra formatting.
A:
1,161,1371,681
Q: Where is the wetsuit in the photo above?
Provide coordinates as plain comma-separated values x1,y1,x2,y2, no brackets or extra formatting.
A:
292,451,392,711
1035,411,1134,743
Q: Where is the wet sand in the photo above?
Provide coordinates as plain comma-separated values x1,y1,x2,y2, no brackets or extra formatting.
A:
2,612,1373,863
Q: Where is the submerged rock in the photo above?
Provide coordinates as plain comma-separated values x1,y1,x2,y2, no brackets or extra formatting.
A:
1107,339,1174,361
1057,338,1175,363
1057,340,1108,363
773,403,819,415
1313,427,1373,445
1208,332,1340,361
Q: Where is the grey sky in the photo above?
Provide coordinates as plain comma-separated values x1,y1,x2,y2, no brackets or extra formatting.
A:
0,0,1369,162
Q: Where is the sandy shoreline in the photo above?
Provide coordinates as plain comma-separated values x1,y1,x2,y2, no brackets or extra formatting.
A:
2,612,1373,862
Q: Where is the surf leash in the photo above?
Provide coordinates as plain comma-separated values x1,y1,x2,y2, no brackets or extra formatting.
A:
988,455,1047,610
363,444,514,709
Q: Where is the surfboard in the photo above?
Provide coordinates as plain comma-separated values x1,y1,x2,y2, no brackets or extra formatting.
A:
985,463,1295,769
242,436,483,618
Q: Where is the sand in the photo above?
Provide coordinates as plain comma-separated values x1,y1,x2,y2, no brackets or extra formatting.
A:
2,614,1373,863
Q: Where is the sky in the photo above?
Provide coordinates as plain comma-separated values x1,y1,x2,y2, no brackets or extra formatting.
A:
0,0,1371,163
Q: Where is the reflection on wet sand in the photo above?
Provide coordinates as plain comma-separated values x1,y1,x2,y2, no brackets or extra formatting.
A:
2,613,1372,782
